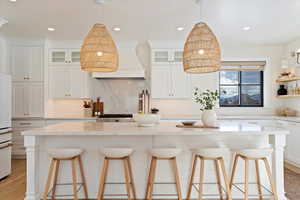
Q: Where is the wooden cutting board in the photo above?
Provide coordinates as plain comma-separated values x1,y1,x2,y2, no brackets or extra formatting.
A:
176,124,219,129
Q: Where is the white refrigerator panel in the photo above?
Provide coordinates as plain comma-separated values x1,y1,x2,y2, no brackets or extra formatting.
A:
0,73,12,130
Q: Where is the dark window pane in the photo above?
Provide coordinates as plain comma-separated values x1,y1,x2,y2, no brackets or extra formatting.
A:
220,86,239,105
241,71,261,84
241,85,262,105
220,71,238,84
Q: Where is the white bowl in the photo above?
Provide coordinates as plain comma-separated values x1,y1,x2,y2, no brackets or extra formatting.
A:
133,113,160,127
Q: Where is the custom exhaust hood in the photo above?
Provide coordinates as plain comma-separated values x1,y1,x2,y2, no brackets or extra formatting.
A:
92,41,145,79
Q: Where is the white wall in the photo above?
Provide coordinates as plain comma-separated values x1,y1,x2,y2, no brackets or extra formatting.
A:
0,35,8,74
152,43,284,118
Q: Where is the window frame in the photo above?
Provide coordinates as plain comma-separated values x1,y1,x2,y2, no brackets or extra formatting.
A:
219,70,264,107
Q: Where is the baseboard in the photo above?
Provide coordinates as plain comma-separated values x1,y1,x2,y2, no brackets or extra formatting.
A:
285,160,300,174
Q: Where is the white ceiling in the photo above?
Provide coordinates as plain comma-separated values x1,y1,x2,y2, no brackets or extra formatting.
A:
0,0,300,45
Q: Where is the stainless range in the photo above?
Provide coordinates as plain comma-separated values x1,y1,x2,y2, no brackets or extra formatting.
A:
96,114,134,122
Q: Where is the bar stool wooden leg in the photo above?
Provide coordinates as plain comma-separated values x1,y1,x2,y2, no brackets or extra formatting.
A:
198,158,205,200
219,158,232,200
97,158,109,200
186,154,197,200
51,160,60,200
244,158,249,200
71,158,79,200
123,157,132,200
263,158,279,200
255,160,263,200
170,157,182,200
145,157,155,200
214,160,223,200
229,155,239,190
78,156,89,200
149,157,157,200
43,159,55,200
126,157,137,200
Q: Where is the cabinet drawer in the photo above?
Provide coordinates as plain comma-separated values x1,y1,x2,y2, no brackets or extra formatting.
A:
13,120,45,128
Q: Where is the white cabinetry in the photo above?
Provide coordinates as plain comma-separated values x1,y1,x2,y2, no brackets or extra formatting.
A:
49,49,80,66
151,65,190,99
152,49,183,65
49,67,89,98
11,46,43,82
12,83,44,117
12,119,45,158
281,121,300,167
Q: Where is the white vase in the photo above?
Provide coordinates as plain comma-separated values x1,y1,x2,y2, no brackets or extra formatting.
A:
201,110,217,127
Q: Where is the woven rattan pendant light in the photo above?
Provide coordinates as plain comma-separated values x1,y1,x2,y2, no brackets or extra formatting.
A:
183,22,221,74
81,24,118,72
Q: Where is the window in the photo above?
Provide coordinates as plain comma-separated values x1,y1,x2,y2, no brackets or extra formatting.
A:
219,70,264,107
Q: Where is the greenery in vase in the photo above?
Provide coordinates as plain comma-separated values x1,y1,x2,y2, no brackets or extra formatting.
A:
193,88,219,111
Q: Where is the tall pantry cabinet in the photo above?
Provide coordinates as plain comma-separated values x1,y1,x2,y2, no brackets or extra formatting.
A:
11,45,44,117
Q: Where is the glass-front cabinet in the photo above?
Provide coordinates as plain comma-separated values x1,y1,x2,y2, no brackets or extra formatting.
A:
152,49,183,65
49,49,81,65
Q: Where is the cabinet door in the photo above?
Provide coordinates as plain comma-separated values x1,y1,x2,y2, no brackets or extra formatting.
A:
12,84,26,117
28,83,44,117
171,65,190,98
173,50,183,63
28,46,43,81
151,67,171,98
70,49,81,64
70,67,88,98
152,50,170,65
49,67,70,98
11,46,30,81
49,49,68,65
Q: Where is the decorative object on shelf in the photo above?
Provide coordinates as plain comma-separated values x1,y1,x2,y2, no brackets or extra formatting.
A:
193,88,219,127
150,108,159,114
133,113,160,127
183,22,221,74
80,24,118,72
276,107,297,117
277,85,288,96
290,49,300,65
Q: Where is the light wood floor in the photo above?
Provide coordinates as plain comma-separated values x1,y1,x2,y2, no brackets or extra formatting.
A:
1,160,300,200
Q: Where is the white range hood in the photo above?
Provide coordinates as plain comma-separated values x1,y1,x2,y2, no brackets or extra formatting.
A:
92,41,145,79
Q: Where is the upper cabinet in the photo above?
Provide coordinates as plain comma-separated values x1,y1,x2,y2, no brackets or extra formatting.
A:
151,48,190,99
49,49,80,66
152,49,183,65
12,83,44,118
11,46,43,82
49,66,89,99
151,65,190,99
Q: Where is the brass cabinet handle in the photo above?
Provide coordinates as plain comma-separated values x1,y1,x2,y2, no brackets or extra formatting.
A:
20,123,32,125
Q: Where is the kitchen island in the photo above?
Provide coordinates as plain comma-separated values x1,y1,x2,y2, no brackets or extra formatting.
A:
22,121,289,200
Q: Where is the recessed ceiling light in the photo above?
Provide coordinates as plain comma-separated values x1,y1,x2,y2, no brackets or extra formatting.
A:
47,27,55,32
177,27,184,31
112,27,121,32
243,26,251,31
9,0,17,2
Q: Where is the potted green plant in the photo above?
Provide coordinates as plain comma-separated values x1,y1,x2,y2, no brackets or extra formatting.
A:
193,88,219,127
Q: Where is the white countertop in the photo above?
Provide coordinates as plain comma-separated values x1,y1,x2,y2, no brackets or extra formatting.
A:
22,121,289,136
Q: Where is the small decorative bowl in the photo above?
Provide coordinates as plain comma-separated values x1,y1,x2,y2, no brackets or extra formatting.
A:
181,121,197,126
